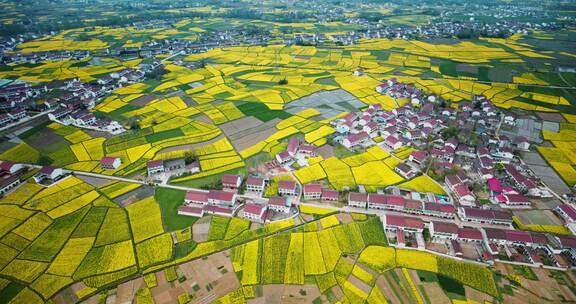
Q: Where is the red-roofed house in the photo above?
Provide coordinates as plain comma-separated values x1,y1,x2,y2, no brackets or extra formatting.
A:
100,157,121,170
0,173,21,195
246,177,265,193
453,184,476,206
385,135,402,150
303,183,322,200
348,192,368,208
556,204,576,224
423,203,456,219
409,151,428,165
287,138,300,156
278,180,298,196
457,228,483,243
203,205,234,217
222,174,242,191
177,205,204,217
384,214,424,233
33,166,64,183
501,194,531,208
487,178,502,195
430,221,459,240
458,207,513,226
321,189,339,201
0,161,23,174
276,151,292,164
299,144,316,156
242,203,267,222
268,196,290,213
185,190,209,205
343,132,369,149
208,190,236,206
147,160,164,175
556,204,576,234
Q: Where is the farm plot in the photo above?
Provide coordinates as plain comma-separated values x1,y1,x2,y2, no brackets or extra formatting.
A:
284,232,305,284
126,197,165,243
261,234,291,284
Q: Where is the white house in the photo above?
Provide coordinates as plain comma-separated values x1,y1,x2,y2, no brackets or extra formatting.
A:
348,192,368,208
246,177,265,193
242,203,267,222
100,157,122,170
268,196,291,213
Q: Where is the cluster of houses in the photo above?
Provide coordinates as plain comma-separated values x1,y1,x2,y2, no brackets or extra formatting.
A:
275,138,318,167
348,192,456,219
328,78,549,207
382,212,576,267
177,174,295,223
1,50,90,65
0,64,149,132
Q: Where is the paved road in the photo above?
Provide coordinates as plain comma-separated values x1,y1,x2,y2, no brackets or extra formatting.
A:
70,167,498,228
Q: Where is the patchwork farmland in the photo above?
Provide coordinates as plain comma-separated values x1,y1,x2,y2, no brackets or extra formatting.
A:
1,0,576,303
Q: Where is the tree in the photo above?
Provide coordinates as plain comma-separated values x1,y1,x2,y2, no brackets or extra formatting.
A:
441,126,460,140
278,78,288,85
38,155,52,166
130,120,141,130
184,151,197,165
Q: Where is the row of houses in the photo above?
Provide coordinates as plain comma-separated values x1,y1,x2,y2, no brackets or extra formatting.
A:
0,161,25,196
275,138,317,166
348,192,456,219
0,108,27,127
302,183,339,201
383,213,576,266
241,196,293,222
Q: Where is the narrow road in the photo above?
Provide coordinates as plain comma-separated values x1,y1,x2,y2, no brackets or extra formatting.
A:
24,163,510,229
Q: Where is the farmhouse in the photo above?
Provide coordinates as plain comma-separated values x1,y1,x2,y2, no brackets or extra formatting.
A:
457,228,483,243
184,190,209,205
556,204,576,224
242,203,267,222
246,177,265,193
287,138,300,156
321,189,339,201
33,166,64,183
429,221,459,240
276,151,292,164
348,192,368,208
303,183,322,200
100,157,122,170
177,205,204,217
208,190,237,206
147,160,164,175
458,207,513,226
343,132,369,149
0,173,21,196
394,163,415,179
384,135,403,150
278,180,298,196
268,196,291,213
222,174,242,192
409,151,428,165
498,194,531,208
0,161,24,174
453,183,476,206
384,214,424,233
